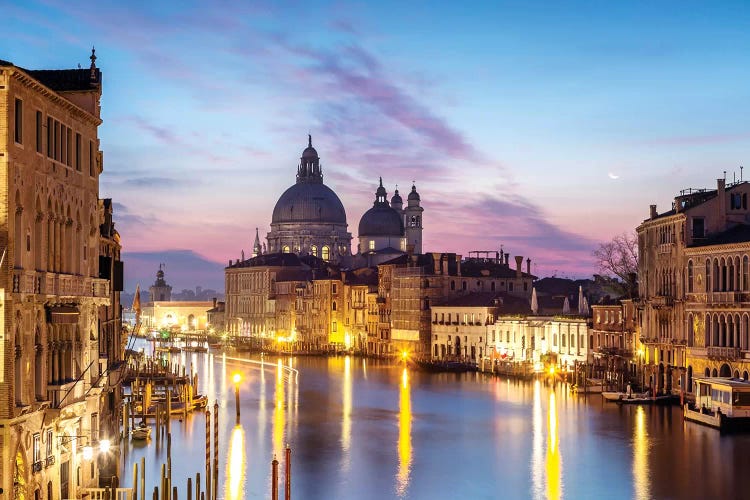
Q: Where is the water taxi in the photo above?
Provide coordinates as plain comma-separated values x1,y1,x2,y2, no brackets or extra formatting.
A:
683,377,750,431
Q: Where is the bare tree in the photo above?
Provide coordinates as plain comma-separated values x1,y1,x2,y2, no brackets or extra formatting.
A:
593,232,638,297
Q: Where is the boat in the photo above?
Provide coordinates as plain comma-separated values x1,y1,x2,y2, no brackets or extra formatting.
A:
617,393,674,405
684,377,750,431
192,394,208,409
603,390,649,402
130,422,151,440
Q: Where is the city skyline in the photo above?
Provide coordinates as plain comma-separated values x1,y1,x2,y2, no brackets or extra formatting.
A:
4,0,750,291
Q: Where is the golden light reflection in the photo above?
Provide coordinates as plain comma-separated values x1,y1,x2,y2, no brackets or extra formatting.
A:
342,355,352,455
224,425,246,500
531,380,543,499
633,406,650,499
546,391,562,500
273,358,286,459
396,367,412,497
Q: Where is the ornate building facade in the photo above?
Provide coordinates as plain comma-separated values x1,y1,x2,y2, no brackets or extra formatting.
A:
0,54,122,499
638,177,750,395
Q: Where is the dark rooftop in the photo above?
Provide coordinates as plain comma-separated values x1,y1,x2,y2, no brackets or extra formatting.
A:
689,224,750,248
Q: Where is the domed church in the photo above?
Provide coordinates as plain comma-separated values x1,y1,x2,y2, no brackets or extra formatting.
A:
266,136,352,263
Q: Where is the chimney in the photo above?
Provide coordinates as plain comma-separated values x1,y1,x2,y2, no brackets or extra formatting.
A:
718,178,727,229
650,204,657,219
526,258,531,275
515,255,523,278
504,252,509,266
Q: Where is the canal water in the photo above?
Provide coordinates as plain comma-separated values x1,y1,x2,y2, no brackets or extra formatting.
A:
119,343,750,499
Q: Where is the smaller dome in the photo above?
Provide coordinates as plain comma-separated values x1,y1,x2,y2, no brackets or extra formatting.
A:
391,189,402,205
359,206,404,237
408,183,420,201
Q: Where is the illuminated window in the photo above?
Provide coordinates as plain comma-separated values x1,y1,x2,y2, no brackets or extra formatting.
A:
311,245,318,257
400,239,406,251
282,245,290,253
332,321,337,332
369,240,375,250
322,246,330,261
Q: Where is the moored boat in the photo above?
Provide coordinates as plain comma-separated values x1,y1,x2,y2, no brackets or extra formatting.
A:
131,422,151,440
684,377,750,431
571,379,604,394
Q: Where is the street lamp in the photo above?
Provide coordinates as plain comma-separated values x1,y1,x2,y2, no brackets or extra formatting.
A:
233,372,242,421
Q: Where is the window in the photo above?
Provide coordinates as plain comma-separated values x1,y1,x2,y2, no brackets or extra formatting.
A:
332,321,337,332
687,260,694,293
311,245,318,257
450,280,455,291
462,281,467,291
33,433,41,469
322,246,330,261
553,334,557,347
706,259,711,292
36,111,42,153
693,217,705,239
91,413,99,443
66,127,71,166
562,335,566,347
509,282,514,292
369,240,375,250
332,301,337,311
282,245,290,253
14,98,23,144
47,117,53,157
732,193,743,210
332,284,337,294
46,429,53,461
75,133,81,171
89,140,95,176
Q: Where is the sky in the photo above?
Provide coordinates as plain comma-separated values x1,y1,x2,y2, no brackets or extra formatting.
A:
3,0,750,292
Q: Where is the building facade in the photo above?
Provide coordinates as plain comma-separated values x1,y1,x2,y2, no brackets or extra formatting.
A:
1,54,121,499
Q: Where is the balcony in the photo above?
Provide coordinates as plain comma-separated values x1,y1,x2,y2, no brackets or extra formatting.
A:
707,346,740,361
651,295,674,307
352,301,365,309
12,269,110,299
47,379,86,409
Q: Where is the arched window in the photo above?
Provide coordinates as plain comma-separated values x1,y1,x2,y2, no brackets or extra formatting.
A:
282,245,290,254
424,279,430,288
462,281,467,291
311,245,318,257
332,301,337,311
744,256,749,291
687,260,694,293
450,280,455,291
491,282,496,291
706,259,711,292
322,246,330,261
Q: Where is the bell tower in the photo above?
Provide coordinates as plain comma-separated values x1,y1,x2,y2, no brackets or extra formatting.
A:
404,183,423,253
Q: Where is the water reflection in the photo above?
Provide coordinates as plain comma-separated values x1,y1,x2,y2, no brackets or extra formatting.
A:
273,359,286,459
225,425,246,500
546,391,562,500
397,367,412,497
342,356,352,456
633,406,650,499
531,381,543,499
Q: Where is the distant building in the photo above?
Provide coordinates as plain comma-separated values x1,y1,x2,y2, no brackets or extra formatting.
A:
149,264,172,302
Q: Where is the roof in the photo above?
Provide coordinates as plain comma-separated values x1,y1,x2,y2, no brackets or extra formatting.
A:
272,182,347,225
26,67,101,91
688,224,750,248
228,252,304,269
460,259,535,279
694,377,750,389
436,292,505,308
359,204,404,237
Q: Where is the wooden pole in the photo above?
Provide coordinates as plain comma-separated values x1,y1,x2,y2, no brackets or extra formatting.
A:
195,473,200,500
213,402,219,500
187,477,192,500
272,455,279,500
167,432,173,487
173,486,178,500
285,445,291,500
153,486,158,500
141,457,146,500
133,462,139,500
205,409,211,500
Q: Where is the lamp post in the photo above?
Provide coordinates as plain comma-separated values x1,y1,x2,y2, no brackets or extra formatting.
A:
233,372,241,421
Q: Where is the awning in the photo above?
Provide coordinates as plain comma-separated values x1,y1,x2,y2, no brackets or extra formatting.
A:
47,305,80,324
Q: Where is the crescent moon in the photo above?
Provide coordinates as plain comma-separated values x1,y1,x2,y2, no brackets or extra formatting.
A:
608,172,620,180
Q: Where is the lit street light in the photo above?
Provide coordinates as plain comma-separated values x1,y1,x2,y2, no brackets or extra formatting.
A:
233,372,242,421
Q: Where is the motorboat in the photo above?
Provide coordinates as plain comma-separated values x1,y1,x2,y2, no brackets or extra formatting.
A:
684,377,750,431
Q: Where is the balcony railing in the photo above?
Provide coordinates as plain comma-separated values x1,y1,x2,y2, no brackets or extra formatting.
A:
707,346,740,361
47,379,86,409
12,269,110,298
651,295,674,307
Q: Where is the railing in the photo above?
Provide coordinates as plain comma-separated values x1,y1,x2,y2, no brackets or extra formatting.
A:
352,301,365,309
651,295,674,307
393,266,429,277
81,488,133,500
657,243,675,254
707,346,740,361
47,379,85,409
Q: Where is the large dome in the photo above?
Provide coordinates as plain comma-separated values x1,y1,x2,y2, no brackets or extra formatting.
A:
358,205,404,237
272,182,347,224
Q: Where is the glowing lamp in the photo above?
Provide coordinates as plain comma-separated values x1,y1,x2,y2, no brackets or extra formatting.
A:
548,365,556,376
82,446,94,461
233,373,241,384
99,439,111,453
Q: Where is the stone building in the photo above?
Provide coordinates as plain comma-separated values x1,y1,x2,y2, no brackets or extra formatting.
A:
637,177,750,394
430,292,501,363
148,264,171,302
206,298,225,334
0,54,122,498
